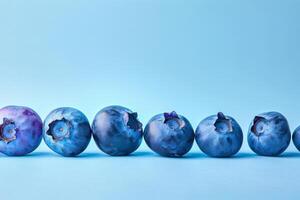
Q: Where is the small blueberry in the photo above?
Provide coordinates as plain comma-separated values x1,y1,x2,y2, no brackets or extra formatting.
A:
92,105,143,156
247,111,291,156
144,111,194,157
0,106,42,156
195,112,243,157
43,107,92,157
292,126,300,151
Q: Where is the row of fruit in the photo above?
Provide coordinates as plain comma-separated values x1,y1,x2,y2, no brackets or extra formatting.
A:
0,105,298,157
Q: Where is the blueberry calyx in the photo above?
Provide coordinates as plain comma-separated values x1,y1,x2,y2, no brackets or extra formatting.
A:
47,118,72,141
214,112,233,133
163,111,185,129
124,112,142,132
251,116,266,136
164,111,179,121
0,118,17,144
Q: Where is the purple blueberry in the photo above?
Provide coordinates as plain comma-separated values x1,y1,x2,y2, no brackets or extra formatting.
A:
144,111,194,157
292,126,300,151
0,106,42,156
195,112,243,157
43,107,92,157
248,112,291,156
92,105,143,156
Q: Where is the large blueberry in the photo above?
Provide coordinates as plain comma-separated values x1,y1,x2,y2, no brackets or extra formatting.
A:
0,106,42,156
144,111,194,157
248,112,291,156
195,112,243,157
43,107,91,157
92,105,143,156
292,126,300,151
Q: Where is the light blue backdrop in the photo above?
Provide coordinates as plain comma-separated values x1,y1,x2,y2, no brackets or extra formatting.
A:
0,0,299,200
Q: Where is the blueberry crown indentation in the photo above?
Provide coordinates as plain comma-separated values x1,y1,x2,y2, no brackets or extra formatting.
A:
251,116,266,136
0,118,18,144
47,118,72,141
125,112,142,132
214,112,233,133
163,111,185,129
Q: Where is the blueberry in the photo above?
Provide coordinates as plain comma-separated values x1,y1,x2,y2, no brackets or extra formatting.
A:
43,107,92,157
292,126,300,151
0,106,42,156
144,111,194,157
248,112,291,156
195,112,243,157
92,105,143,156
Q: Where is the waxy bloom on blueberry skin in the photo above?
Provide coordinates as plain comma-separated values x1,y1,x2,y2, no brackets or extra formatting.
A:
195,112,243,157
43,107,92,157
248,112,291,156
144,111,194,157
0,106,42,156
92,105,143,156
292,126,300,151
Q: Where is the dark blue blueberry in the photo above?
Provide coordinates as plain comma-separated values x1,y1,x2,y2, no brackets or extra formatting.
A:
248,112,291,156
43,107,92,157
292,126,300,151
144,111,194,157
195,112,243,157
0,106,42,156
92,105,143,156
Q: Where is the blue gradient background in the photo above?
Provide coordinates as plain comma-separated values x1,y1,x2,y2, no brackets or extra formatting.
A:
0,0,300,199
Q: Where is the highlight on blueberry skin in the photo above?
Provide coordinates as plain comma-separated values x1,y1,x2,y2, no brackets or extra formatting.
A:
43,107,92,157
248,112,291,156
144,111,194,157
0,106,43,156
292,126,300,151
195,112,243,157
92,105,143,156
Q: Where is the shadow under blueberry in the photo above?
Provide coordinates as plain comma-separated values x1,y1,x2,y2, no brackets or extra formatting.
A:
231,152,257,159
95,151,156,158
278,152,300,158
27,152,55,157
1,151,299,159
67,151,155,159
130,151,155,157
0,151,103,158
77,152,103,158
0,151,56,158
181,152,206,159
181,152,258,159
134,152,207,159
